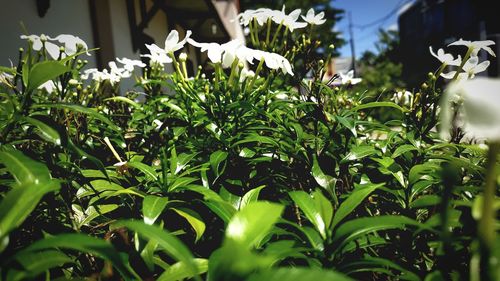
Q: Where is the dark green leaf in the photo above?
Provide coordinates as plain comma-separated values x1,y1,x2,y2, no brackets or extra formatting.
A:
27,61,70,92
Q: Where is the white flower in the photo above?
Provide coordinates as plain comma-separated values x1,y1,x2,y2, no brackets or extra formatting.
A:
49,34,90,56
448,38,496,57
164,30,191,53
441,56,490,80
142,43,171,64
272,7,307,31
301,8,326,25
235,8,273,26
429,46,461,66
142,30,191,65
392,90,413,106
440,78,500,141
187,39,224,63
339,70,362,85
20,34,60,59
0,71,13,86
116,57,146,72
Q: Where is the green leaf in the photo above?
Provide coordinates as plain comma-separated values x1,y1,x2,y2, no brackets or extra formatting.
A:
171,208,206,242
114,220,199,280
392,144,418,158
332,215,431,252
32,103,120,131
336,115,357,137
79,204,118,227
247,267,354,281
0,148,51,185
128,161,158,181
341,145,379,163
22,116,61,145
240,185,266,209
18,233,136,280
203,200,237,224
0,180,60,239
209,150,228,177
311,155,337,203
105,96,141,109
289,191,327,239
312,189,334,230
157,258,208,281
225,201,284,249
26,61,70,92
331,183,383,229
10,250,73,280
143,195,169,225
352,101,405,112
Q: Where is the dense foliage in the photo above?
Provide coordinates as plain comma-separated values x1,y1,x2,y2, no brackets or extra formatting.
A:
0,6,498,281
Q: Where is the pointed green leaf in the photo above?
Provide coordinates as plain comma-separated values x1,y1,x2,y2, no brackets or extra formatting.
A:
392,144,418,158
209,150,228,177
26,61,70,92
157,258,208,281
114,220,199,280
247,267,354,281
128,161,158,181
172,208,205,242
289,191,327,239
18,233,136,280
331,183,384,229
143,195,169,225
22,116,61,145
0,149,51,185
226,201,284,249
240,185,266,209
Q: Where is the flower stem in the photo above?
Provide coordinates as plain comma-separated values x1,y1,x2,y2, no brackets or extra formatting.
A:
453,47,473,80
478,142,499,281
269,21,283,50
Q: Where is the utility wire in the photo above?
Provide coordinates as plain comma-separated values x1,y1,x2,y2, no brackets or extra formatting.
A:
353,0,413,30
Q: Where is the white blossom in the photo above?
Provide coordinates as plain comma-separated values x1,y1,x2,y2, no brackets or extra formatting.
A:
20,34,60,59
440,78,500,141
429,46,461,66
339,70,362,85
301,8,326,25
440,56,490,80
448,38,496,57
49,34,90,56
142,30,191,65
271,7,307,31
116,57,146,72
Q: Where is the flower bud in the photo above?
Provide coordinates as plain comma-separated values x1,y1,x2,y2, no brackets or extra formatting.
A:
68,79,79,85
179,53,187,62
40,34,47,42
328,44,335,50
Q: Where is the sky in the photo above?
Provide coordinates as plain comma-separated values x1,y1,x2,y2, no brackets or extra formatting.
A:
332,0,415,58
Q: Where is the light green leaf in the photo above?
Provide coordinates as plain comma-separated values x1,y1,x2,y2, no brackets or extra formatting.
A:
11,250,73,280
128,161,158,181
0,148,51,185
341,145,379,163
172,208,206,242
22,116,61,145
247,267,354,281
311,155,337,203
157,258,208,281
289,191,327,239
26,61,70,92
209,150,228,177
392,144,418,158
352,101,405,112
79,204,118,227
143,195,169,225
0,180,60,239
105,96,141,109
225,201,284,249
240,185,266,209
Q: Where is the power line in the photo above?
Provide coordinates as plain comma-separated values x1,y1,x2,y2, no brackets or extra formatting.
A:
353,0,413,30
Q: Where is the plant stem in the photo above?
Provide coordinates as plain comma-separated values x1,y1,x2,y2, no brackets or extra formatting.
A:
478,142,499,281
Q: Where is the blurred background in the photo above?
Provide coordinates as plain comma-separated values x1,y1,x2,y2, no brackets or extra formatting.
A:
1,0,499,89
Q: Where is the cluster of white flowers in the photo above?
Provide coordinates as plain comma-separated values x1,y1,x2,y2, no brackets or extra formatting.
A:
188,38,293,76
142,30,192,65
20,34,90,59
234,7,325,30
81,58,145,85
430,39,496,81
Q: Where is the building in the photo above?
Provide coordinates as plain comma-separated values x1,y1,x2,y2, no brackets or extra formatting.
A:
398,0,500,86
0,0,243,87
